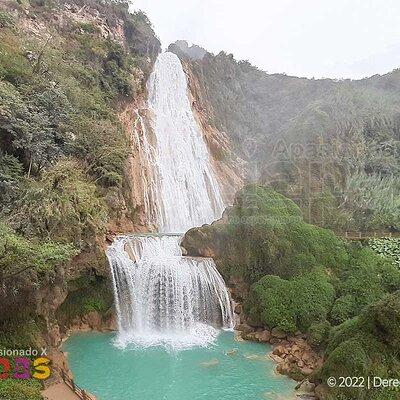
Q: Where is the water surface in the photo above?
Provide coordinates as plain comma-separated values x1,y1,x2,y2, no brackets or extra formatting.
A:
64,331,296,400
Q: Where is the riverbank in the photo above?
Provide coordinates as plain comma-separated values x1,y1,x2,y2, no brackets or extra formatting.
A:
42,382,82,400
234,300,324,400
40,310,115,399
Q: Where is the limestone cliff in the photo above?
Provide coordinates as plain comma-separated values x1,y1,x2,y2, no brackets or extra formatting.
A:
181,59,246,205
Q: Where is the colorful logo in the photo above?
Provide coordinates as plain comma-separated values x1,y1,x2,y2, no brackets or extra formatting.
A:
0,357,51,380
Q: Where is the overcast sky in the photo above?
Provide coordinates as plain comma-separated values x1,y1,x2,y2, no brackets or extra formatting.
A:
131,0,400,79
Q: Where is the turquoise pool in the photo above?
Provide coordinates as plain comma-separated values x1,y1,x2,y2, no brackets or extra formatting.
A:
63,331,296,400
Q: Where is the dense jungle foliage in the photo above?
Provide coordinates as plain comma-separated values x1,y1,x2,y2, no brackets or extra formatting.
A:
176,46,400,232
184,184,400,400
0,0,159,284
0,3,398,400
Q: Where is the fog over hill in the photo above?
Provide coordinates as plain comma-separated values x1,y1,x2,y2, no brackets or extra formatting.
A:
170,40,400,231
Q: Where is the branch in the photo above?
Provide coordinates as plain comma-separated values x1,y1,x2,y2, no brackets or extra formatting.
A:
2,264,36,280
33,35,52,74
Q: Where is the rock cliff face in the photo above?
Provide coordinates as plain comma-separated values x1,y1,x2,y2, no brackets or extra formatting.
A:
112,99,155,234
165,42,245,204
169,41,400,233
181,59,246,205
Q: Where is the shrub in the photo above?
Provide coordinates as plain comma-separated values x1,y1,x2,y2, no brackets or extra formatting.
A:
9,159,107,245
70,117,129,187
0,11,15,28
368,237,400,269
316,292,400,400
56,279,113,324
330,295,356,324
226,185,348,281
0,33,32,84
0,314,44,350
0,222,75,279
330,247,400,323
308,320,331,348
245,270,335,333
0,153,23,208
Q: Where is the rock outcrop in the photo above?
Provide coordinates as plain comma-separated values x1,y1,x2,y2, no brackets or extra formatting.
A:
235,314,323,382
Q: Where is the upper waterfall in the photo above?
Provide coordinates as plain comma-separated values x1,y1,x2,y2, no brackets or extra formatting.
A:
147,52,224,233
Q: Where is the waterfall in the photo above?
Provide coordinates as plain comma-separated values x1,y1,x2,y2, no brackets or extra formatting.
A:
107,235,233,349
107,52,233,350
147,52,224,233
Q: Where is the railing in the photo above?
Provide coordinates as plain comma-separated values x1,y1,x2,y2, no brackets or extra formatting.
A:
60,370,96,400
338,231,400,240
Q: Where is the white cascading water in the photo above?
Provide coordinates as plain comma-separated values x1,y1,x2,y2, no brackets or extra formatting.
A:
148,52,224,233
107,52,233,350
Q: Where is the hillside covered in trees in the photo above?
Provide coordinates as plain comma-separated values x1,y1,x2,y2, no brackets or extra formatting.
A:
172,43,400,232
183,185,400,400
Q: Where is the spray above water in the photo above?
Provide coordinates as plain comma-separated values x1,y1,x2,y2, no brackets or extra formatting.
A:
107,53,232,350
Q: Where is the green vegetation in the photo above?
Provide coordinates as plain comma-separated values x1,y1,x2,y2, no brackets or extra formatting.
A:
225,185,348,281
0,223,75,279
230,186,400,335
0,314,44,350
0,1,159,274
0,380,42,400
308,320,331,348
368,237,400,268
9,160,108,244
184,185,400,399
246,271,335,333
0,11,14,28
317,292,400,400
57,278,113,325
181,48,400,232
330,246,400,324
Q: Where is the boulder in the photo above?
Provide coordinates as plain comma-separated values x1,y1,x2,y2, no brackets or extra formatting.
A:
271,327,287,339
269,353,284,363
255,330,271,342
243,332,257,341
82,311,102,330
301,350,316,365
291,344,300,353
295,379,316,393
314,384,329,400
300,366,314,376
276,361,291,376
234,303,242,314
287,354,298,363
237,323,254,335
272,345,286,357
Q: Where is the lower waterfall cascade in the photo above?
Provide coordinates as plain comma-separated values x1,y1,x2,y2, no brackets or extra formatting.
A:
107,52,233,349
107,235,234,349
